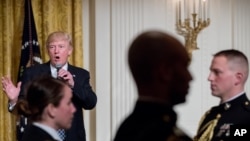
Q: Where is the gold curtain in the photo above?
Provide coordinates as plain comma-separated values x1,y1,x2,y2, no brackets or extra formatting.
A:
0,0,83,140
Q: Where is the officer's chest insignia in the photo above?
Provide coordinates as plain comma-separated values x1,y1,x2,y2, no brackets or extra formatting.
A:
216,123,232,137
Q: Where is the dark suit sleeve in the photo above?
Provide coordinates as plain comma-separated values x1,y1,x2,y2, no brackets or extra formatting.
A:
19,67,33,99
19,63,51,99
72,69,97,109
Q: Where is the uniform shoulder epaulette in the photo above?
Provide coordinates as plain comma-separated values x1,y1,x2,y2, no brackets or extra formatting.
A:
203,109,211,116
209,106,219,112
202,107,216,117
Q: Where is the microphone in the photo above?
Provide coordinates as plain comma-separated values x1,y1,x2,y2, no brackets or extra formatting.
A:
55,64,62,79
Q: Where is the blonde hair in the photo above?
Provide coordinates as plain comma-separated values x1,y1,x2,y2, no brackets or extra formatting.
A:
46,31,72,48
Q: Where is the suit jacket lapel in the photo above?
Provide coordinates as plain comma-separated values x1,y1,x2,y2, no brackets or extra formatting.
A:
67,64,76,78
45,61,53,76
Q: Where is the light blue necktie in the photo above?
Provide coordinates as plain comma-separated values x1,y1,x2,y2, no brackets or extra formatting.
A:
57,129,66,141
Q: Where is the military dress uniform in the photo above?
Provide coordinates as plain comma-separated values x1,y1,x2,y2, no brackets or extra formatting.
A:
114,101,192,141
194,93,250,141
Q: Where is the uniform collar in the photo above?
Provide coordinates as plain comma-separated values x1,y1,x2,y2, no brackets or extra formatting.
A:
222,91,245,104
135,101,177,123
218,93,249,111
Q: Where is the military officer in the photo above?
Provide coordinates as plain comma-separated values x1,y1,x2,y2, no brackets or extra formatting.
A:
194,49,250,141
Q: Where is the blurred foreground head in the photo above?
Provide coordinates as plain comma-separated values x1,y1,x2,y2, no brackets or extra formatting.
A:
16,76,76,129
128,30,192,106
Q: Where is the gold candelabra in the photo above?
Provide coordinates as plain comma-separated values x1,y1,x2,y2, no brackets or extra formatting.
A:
176,0,210,59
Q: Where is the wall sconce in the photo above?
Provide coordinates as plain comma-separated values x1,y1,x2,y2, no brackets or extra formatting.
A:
176,0,210,59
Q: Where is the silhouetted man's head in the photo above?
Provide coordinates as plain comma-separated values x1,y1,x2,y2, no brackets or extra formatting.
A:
128,31,192,106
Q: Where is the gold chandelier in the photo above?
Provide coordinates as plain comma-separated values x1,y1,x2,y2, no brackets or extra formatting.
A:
176,0,210,59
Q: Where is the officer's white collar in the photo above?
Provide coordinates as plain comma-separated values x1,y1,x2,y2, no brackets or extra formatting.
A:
221,91,245,104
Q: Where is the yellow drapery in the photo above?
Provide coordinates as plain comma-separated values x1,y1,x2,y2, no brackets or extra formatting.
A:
0,0,83,140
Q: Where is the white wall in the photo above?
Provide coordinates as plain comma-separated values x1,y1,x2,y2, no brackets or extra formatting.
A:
83,0,250,141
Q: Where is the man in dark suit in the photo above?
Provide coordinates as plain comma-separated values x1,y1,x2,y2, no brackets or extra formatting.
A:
194,49,250,141
2,31,97,141
113,31,193,141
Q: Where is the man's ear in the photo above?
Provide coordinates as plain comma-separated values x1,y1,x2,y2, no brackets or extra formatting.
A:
235,72,243,85
68,46,73,56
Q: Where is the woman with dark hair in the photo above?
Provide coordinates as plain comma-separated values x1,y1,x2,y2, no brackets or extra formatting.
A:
16,76,76,141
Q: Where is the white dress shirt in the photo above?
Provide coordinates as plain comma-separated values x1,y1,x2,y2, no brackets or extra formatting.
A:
50,63,68,78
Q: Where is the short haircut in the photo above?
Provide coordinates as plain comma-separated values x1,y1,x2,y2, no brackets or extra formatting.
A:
214,49,249,82
128,31,187,85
